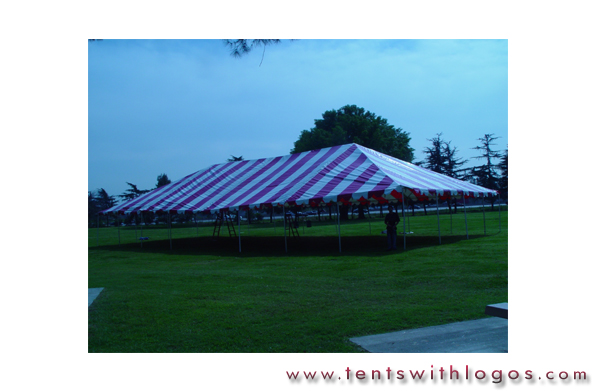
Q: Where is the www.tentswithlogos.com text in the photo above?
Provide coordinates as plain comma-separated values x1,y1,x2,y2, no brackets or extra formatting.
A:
286,365,588,384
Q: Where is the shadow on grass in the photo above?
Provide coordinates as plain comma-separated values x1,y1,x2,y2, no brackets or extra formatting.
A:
93,232,492,258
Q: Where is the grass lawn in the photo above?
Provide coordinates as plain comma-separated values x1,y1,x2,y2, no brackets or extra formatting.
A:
88,208,507,352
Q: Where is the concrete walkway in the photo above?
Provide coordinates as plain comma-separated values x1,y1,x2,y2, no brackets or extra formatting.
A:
350,317,507,353
88,288,104,307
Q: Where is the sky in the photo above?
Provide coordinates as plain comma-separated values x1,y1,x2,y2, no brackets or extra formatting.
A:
88,39,508,199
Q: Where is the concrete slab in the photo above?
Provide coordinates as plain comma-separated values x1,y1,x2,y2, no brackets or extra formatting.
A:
485,302,508,319
350,317,508,353
88,288,104,307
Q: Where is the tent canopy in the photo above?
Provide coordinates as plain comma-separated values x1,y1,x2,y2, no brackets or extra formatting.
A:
100,143,497,215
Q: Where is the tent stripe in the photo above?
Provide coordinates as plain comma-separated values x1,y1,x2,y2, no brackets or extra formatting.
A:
336,163,381,201
167,158,266,212
284,151,356,204
310,149,368,200
160,163,251,212
221,149,328,210
111,161,240,214
259,145,349,206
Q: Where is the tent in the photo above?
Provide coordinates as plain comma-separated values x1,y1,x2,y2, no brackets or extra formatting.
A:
101,143,496,215
99,143,499,250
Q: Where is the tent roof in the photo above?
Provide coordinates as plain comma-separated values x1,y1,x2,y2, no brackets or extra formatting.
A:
100,143,497,215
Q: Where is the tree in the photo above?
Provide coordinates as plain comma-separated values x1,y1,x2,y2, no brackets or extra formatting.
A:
422,133,467,179
91,188,117,227
291,105,413,220
291,105,414,162
471,134,501,190
227,155,244,162
119,182,150,201
422,133,447,174
442,141,468,179
96,188,117,210
497,147,508,200
471,134,502,209
156,173,171,188
224,39,289,66
88,191,100,227
224,39,282,57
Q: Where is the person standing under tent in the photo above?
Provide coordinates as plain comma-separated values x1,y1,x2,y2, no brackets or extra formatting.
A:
384,205,400,250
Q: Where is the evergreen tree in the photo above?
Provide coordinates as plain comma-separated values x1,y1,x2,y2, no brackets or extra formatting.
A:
227,155,244,162
119,182,150,201
471,134,502,209
471,134,502,190
497,147,508,200
156,173,171,188
442,141,468,179
422,133,467,178
96,188,117,210
422,133,447,174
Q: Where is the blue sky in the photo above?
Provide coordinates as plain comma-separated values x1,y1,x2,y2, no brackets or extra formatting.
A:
88,39,507,198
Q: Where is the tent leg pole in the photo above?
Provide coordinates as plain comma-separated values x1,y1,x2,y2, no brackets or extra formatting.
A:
283,206,287,253
450,198,453,234
482,195,486,235
437,195,441,244
117,214,121,246
97,214,99,246
337,202,341,253
463,193,468,239
141,213,144,248
498,194,502,233
367,206,372,235
169,213,173,250
402,198,406,250
238,210,241,253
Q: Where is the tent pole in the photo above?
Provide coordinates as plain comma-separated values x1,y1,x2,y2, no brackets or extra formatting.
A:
117,214,121,246
96,214,99,246
169,213,173,250
482,195,487,235
367,205,372,235
463,193,469,239
238,210,241,253
498,194,502,233
436,195,441,244
140,213,144,248
283,205,287,253
450,198,453,234
337,202,342,253
402,197,406,250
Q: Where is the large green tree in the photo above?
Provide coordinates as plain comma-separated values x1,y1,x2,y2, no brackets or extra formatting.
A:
291,105,414,162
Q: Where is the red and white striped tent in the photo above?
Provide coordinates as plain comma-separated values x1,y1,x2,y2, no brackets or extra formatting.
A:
100,143,497,216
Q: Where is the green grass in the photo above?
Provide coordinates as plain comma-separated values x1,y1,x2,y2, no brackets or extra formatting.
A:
88,209,507,352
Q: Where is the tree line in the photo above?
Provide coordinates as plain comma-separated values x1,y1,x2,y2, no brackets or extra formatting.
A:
88,174,172,227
